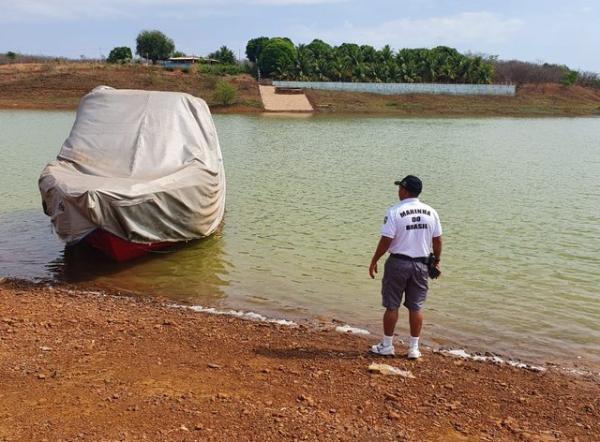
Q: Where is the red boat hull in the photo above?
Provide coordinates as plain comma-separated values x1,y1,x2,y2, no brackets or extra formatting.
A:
85,230,172,261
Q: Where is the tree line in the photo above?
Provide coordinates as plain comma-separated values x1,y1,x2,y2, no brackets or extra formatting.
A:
246,37,494,84
106,30,237,65
2,29,599,88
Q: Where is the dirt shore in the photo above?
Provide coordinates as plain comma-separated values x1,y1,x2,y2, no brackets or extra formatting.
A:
0,279,598,441
305,83,600,117
0,63,262,113
2,63,600,117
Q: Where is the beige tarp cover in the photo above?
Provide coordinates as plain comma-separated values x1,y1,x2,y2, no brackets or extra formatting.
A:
39,86,226,244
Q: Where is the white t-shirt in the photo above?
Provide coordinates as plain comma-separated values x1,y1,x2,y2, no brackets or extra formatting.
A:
380,198,442,258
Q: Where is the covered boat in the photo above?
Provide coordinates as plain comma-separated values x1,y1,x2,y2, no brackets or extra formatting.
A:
39,86,226,261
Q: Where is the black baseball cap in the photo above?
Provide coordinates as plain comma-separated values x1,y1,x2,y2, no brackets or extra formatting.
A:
394,175,422,195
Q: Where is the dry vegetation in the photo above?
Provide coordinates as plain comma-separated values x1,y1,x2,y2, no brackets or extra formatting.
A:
306,83,600,117
1,62,600,117
491,59,600,89
0,63,262,112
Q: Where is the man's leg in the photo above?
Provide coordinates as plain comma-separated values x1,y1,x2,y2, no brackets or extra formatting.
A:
384,308,399,336
408,309,423,337
405,262,428,359
371,258,407,355
406,309,423,358
370,308,398,355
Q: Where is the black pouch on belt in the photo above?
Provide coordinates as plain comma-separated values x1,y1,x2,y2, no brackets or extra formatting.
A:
427,253,441,279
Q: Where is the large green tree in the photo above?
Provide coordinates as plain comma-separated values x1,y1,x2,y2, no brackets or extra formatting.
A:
257,38,297,78
135,30,175,64
245,36,269,63
306,39,333,60
107,46,132,64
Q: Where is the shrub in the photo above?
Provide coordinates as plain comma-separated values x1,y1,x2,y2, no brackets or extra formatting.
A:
560,69,578,86
107,46,132,64
212,81,237,105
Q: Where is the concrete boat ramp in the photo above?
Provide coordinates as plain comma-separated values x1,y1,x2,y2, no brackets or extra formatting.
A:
259,85,313,112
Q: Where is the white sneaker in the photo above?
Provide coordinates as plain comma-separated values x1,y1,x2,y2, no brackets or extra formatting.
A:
370,342,395,356
407,347,421,359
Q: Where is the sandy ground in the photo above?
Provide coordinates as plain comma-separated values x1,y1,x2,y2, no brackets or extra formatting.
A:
0,279,598,441
259,86,314,112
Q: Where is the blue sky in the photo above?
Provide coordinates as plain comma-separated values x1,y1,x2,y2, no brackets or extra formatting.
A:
1,0,599,72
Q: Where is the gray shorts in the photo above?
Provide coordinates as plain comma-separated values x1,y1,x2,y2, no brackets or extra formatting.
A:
381,256,429,311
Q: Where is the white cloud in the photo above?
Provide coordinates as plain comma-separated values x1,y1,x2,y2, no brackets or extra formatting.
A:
0,0,347,21
291,12,524,50
1,0,128,20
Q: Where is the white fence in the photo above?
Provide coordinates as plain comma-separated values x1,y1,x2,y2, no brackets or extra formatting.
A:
273,81,515,96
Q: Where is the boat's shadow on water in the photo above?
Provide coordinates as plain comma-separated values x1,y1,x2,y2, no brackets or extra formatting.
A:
42,233,231,303
45,240,187,282
0,209,229,303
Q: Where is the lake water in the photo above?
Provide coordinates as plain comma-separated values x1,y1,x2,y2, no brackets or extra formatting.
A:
1,110,599,369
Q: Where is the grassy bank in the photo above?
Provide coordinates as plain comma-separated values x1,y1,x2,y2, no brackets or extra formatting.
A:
0,63,262,113
1,63,600,117
306,83,600,117
0,279,599,441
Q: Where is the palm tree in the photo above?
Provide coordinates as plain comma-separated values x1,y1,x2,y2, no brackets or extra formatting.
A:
374,63,390,83
294,44,314,81
262,36,494,84
378,44,394,64
387,61,401,83
328,55,351,82
360,45,377,64
353,62,369,82
313,58,330,81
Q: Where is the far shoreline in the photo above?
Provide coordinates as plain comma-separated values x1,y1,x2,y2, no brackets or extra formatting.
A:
3,103,600,120
2,63,600,118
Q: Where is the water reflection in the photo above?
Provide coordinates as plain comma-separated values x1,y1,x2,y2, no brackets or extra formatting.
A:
259,112,314,119
50,231,231,304
47,241,146,282
0,209,230,304
0,210,63,280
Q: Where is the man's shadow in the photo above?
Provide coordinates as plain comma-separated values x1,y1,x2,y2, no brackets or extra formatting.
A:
254,346,364,360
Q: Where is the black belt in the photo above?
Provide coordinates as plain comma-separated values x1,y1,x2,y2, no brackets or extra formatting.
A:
389,253,429,264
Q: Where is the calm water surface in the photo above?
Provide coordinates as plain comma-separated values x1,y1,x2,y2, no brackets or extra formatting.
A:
1,110,599,368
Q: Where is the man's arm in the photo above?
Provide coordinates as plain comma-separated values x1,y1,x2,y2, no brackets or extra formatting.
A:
369,236,393,279
432,235,442,270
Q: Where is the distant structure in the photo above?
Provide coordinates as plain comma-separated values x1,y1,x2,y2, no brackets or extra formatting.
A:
162,56,219,69
272,81,516,97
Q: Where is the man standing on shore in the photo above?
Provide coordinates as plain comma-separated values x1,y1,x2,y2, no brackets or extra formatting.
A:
368,175,442,359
